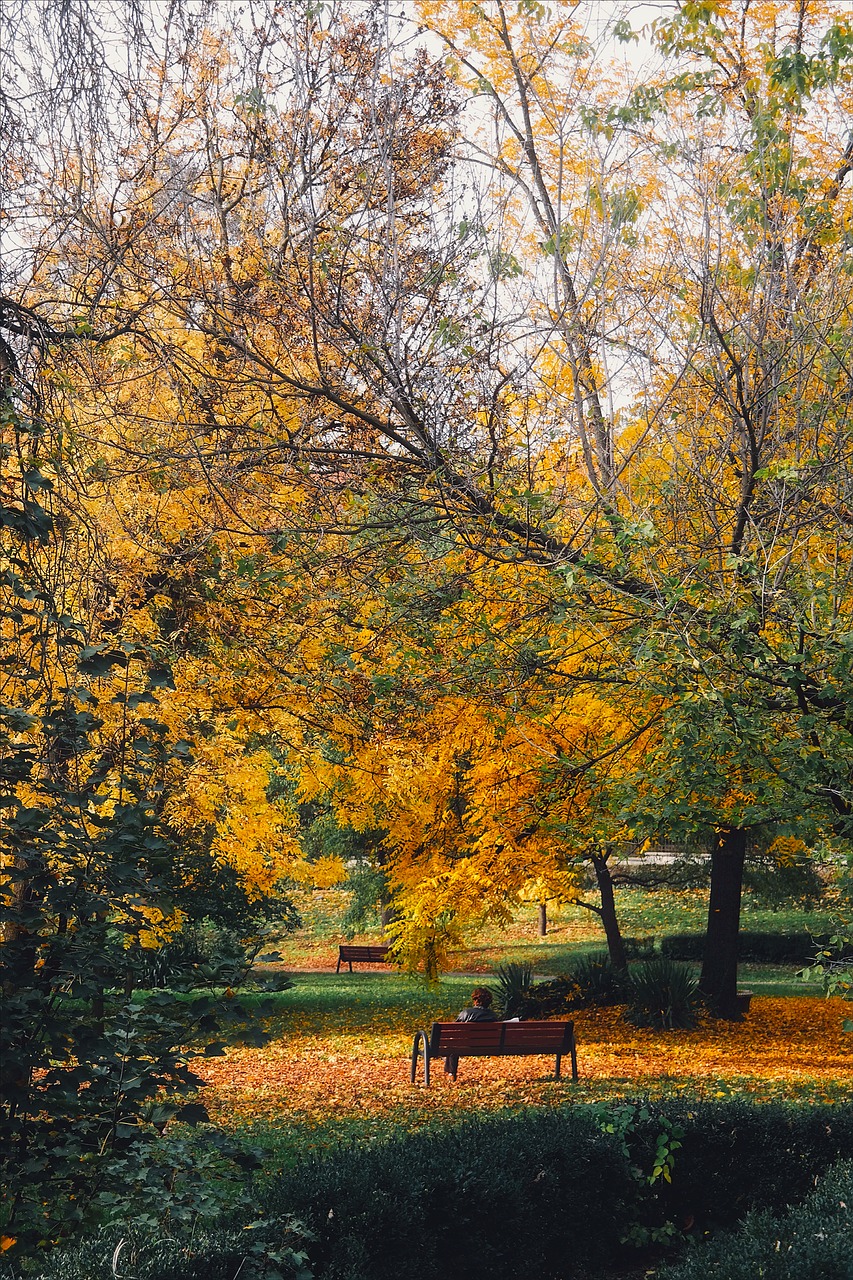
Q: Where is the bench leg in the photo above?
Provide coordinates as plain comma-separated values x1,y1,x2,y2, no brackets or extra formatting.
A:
555,1053,562,1080
335,958,341,974
349,960,353,973
411,1031,431,1086
570,1034,578,1082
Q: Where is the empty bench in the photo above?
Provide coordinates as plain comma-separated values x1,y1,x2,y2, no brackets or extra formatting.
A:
411,1020,578,1085
336,944,391,973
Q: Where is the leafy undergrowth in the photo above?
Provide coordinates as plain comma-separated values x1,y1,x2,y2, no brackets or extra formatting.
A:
194,988,853,1136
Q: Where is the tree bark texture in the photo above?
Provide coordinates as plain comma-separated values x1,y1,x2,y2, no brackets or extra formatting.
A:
700,827,747,1018
591,853,628,971
538,902,547,936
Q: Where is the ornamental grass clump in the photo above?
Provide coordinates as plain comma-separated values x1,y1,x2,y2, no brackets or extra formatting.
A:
568,951,626,1007
625,957,700,1030
494,961,534,1018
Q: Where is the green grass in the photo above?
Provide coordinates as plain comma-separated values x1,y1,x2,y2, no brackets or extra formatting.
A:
275,885,842,981
251,970,474,1033
602,888,836,938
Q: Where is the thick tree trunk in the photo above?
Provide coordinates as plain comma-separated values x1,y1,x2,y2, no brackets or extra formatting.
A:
700,827,746,1018
591,853,628,971
538,902,547,937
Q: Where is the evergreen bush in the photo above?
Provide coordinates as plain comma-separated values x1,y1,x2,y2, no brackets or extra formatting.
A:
263,1110,632,1280
624,957,700,1029
566,951,626,1006
29,1102,853,1280
525,973,576,1015
30,1221,313,1280
658,1159,853,1280
624,936,656,960
659,931,853,964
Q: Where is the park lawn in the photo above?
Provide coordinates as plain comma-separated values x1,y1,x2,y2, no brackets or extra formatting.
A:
274,886,839,974
193,973,853,1149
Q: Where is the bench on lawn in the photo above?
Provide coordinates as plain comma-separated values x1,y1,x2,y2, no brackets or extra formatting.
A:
411,1020,578,1085
335,943,391,973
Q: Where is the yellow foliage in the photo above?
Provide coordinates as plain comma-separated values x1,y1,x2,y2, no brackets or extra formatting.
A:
290,856,348,890
136,907,187,950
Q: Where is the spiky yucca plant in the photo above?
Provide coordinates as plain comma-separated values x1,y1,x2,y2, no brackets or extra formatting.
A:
495,961,534,1019
624,958,700,1030
568,952,626,1007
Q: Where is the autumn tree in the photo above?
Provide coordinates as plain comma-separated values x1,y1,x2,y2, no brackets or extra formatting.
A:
5,0,853,1015
406,0,853,1011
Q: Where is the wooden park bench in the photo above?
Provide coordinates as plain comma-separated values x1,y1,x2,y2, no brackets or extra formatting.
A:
411,1020,578,1085
335,943,391,973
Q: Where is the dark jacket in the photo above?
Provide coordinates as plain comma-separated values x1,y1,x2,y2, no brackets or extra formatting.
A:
456,1007,498,1022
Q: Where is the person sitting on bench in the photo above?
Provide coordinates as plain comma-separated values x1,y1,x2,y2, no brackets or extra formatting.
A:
445,986,498,1074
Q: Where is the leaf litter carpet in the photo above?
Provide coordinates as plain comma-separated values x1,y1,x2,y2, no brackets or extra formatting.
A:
195,998,852,1124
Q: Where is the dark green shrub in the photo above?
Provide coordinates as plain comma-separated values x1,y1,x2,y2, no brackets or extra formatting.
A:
494,961,534,1018
526,973,576,1015
31,1220,314,1280
659,931,853,964
658,1160,853,1280
31,1102,853,1280
624,957,699,1029
568,951,626,1006
624,936,656,960
659,934,707,961
263,1110,634,1280
647,1101,853,1235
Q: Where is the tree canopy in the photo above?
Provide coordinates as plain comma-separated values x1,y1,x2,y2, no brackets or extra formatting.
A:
2,0,853,1113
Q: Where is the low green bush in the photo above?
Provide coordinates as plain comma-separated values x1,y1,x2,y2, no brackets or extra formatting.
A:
262,1102,853,1280
29,1102,853,1280
646,1101,853,1235
30,1221,313,1280
658,1159,853,1280
263,1110,633,1280
624,936,656,960
566,950,626,1006
624,957,700,1030
525,973,576,1015
659,931,853,964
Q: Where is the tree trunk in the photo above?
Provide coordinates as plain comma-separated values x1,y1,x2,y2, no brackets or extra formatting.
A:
591,853,627,971
538,902,547,937
700,827,746,1018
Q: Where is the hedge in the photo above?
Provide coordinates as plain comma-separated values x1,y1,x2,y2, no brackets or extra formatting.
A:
659,931,853,964
31,1101,853,1280
658,1159,853,1280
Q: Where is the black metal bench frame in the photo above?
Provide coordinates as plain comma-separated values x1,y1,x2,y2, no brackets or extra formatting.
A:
335,944,391,973
411,1020,578,1085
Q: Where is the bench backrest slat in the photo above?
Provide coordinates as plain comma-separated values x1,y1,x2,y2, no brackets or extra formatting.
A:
338,945,389,960
502,1023,570,1049
429,1020,573,1055
431,1023,505,1052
